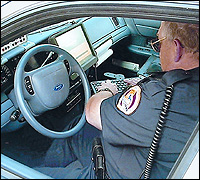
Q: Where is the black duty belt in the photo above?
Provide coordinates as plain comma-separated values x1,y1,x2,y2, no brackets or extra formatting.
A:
92,137,110,179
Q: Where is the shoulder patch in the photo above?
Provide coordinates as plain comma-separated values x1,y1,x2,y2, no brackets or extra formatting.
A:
117,85,141,115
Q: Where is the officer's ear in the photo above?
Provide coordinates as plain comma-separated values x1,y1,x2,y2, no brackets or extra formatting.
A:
174,39,184,62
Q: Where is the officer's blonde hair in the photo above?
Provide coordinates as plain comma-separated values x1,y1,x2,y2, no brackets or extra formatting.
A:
162,21,199,55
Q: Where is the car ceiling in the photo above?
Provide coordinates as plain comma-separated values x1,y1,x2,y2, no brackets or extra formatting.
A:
1,1,199,46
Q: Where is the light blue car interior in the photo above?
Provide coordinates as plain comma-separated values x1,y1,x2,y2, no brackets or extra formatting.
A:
1,17,161,132
1,16,198,178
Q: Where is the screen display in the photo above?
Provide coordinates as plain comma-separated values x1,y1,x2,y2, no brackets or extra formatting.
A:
55,26,93,66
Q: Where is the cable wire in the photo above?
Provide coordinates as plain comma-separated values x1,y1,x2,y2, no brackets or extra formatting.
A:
142,84,174,179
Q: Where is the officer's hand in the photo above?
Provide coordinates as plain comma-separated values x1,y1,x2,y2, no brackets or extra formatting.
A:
97,80,118,95
124,79,138,86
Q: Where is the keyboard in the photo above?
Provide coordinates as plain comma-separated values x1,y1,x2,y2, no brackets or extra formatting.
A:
90,77,142,94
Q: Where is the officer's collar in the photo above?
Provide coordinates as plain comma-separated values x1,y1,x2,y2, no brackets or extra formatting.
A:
161,67,199,86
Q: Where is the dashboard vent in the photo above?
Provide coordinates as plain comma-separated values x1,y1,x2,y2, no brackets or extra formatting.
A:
1,35,27,55
112,17,119,27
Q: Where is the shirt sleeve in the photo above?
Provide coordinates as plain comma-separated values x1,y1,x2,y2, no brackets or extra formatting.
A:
101,82,165,147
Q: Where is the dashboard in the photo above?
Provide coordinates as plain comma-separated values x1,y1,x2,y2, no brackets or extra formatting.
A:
1,16,160,132
1,17,130,92
1,64,13,91
1,17,132,131
1,51,59,92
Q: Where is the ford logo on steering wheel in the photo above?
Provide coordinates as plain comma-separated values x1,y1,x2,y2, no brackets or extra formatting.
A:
54,84,64,91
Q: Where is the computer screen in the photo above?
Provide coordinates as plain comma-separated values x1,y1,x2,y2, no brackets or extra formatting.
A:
53,25,94,67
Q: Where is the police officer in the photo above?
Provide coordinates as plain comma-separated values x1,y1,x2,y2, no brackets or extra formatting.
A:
35,21,199,179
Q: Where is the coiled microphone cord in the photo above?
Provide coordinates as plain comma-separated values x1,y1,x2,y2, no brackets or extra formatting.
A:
140,84,174,179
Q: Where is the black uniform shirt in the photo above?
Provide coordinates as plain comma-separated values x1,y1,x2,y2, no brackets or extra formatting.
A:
100,67,199,179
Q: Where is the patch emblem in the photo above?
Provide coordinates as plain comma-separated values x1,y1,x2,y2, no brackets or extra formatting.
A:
117,85,141,115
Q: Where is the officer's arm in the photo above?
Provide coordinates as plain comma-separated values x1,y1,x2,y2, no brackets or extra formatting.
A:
85,91,113,130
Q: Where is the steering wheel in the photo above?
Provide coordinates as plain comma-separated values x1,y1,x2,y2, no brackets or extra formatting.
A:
14,44,91,138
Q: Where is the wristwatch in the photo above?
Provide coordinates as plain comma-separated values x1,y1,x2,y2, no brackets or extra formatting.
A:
97,88,114,96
